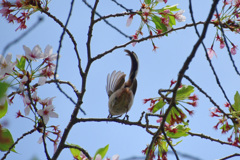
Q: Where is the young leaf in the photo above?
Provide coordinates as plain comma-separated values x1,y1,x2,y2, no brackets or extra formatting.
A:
0,100,8,119
168,13,176,26
166,124,190,139
67,143,82,160
152,99,166,113
0,127,16,152
176,85,194,101
16,57,26,71
152,15,167,33
166,107,186,125
93,144,109,160
232,91,240,111
163,4,180,12
0,82,9,99
144,0,151,5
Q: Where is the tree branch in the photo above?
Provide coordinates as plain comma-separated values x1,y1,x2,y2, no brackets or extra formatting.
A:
146,0,220,159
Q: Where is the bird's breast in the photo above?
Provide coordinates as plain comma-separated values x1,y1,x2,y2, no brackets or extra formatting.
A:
108,88,134,115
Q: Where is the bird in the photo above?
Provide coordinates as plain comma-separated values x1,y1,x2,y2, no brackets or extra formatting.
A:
106,49,139,118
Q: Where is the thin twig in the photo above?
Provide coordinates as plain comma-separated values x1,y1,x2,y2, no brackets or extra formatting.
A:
162,128,179,160
183,75,230,119
188,131,240,148
218,153,240,160
74,117,158,130
82,0,131,39
2,17,44,56
111,0,133,12
189,0,233,110
92,21,213,62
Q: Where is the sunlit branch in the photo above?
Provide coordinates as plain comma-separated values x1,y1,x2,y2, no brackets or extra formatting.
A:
188,131,240,148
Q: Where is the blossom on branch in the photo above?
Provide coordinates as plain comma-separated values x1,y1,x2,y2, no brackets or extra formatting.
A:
207,47,217,59
23,45,44,61
174,10,186,22
126,14,134,27
230,44,238,55
0,53,16,77
37,105,58,124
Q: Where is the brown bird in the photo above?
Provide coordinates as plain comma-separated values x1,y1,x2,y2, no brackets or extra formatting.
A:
106,50,139,118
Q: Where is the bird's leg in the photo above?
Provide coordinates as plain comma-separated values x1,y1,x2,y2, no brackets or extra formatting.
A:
122,113,129,121
107,113,112,119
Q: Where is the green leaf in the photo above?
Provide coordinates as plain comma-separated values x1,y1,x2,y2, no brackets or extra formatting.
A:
93,144,109,160
0,100,8,119
168,13,176,26
152,99,166,113
152,15,167,32
0,127,16,152
163,4,180,12
166,124,190,139
176,85,194,101
67,143,82,160
16,57,26,71
0,82,9,99
233,91,240,111
144,0,151,5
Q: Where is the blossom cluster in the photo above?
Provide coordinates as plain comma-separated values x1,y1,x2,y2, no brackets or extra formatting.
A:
210,98,240,146
126,0,186,51
207,0,240,59
143,80,196,159
0,44,59,152
0,0,49,30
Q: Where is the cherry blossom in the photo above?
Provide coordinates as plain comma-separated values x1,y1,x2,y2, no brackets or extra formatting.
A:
95,154,119,160
126,14,134,27
37,105,58,124
157,0,168,3
38,131,50,144
207,47,217,59
23,45,43,61
43,45,57,62
39,97,55,107
19,75,28,90
22,94,31,115
174,10,186,22
0,53,16,76
231,45,238,55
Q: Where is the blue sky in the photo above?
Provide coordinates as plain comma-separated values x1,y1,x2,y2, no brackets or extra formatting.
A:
1,0,240,160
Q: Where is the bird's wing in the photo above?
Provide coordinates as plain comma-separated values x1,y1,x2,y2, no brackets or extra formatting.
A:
106,71,126,97
130,79,137,96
